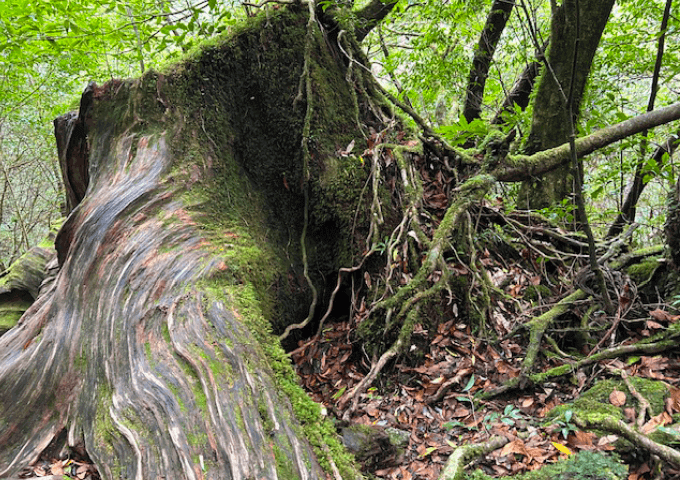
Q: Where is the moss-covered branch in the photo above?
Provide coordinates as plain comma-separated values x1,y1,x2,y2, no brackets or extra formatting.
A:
438,436,510,480
492,102,680,182
574,413,680,468
480,321,680,400
353,0,399,42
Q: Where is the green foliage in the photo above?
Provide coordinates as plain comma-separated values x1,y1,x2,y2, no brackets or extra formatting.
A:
0,0,248,265
437,116,489,147
483,404,524,428
554,409,578,439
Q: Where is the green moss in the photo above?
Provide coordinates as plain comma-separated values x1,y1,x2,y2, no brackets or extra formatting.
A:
523,284,551,302
144,342,154,366
273,443,300,480
626,258,660,286
0,304,28,331
466,450,626,480
546,378,670,427
93,382,116,458
175,352,209,417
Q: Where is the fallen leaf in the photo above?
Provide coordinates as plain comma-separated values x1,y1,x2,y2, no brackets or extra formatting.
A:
642,411,673,434
609,389,626,407
645,320,664,330
649,309,680,322
51,462,65,475
552,441,572,455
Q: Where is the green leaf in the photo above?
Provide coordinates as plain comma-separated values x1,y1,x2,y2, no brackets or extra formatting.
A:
462,375,475,392
332,386,346,400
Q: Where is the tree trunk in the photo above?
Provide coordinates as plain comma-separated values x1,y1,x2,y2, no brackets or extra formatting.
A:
462,0,515,123
519,0,615,209
0,6,380,479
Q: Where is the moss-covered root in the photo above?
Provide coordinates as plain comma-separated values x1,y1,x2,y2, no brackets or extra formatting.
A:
438,436,509,480
520,289,587,376
341,176,494,419
476,289,587,401
479,322,680,403
574,413,680,468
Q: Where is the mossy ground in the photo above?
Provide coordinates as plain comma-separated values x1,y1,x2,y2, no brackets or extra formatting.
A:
466,450,627,480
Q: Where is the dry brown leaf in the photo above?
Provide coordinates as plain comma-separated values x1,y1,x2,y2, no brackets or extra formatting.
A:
572,430,596,449
597,434,619,447
645,320,664,330
51,461,65,475
500,439,528,458
668,385,680,413
641,411,673,434
649,309,670,321
609,389,626,407
648,309,680,322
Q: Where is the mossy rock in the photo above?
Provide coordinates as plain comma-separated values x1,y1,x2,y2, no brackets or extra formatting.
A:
466,450,627,480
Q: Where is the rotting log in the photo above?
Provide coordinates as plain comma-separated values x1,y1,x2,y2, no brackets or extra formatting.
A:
0,5,393,479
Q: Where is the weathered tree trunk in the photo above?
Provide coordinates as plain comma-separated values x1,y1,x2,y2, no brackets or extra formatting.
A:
519,0,614,209
0,6,381,479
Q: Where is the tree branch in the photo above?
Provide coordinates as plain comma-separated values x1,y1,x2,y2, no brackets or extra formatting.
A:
492,102,680,182
354,0,399,42
607,131,680,239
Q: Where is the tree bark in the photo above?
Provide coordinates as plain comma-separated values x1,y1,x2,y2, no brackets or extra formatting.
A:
519,0,615,209
354,0,399,42
0,6,379,479
462,0,515,123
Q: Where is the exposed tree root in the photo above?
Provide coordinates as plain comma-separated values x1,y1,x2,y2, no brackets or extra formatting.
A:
520,289,588,376
480,323,680,400
437,435,510,480
341,176,495,418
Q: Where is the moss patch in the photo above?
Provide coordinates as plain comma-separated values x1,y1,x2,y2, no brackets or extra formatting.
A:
466,450,627,480
546,377,670,426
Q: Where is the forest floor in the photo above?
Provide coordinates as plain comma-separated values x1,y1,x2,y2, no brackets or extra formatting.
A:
290,224,680,480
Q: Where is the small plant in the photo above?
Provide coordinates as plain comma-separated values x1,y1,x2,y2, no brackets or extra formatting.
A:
366,387,382,400
555,409,578,439
483,404,524,427
671,294,680,308
442,419,478,431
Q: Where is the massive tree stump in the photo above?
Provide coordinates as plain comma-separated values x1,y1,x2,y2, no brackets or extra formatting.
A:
0,6,379,479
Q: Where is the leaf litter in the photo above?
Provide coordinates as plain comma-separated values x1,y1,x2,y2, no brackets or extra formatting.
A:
290,212,680,479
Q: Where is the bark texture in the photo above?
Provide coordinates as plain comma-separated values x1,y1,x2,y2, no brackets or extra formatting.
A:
0,6,379,479
462,0,515,123
520,0,615,209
